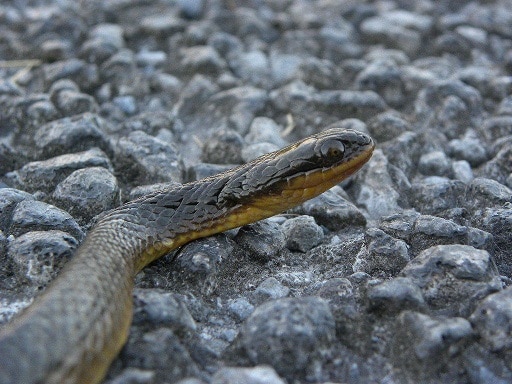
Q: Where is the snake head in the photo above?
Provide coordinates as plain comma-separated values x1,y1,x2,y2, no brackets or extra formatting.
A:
217,128,374,211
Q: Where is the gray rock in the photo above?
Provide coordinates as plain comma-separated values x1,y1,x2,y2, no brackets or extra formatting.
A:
140,12,186,36
42,59,99,90
310,233,366,278
90,23,124,50
136,50,167,69
449,134,487,168
332,118,369,134
100,49,148,96
227,297,254,322
212,366,285,384
178,0,205,20
228,7,278,43
12,148,112,194
462,343,512,384
253,277,290,303
150,72,182,94
470,286,512,352
107,368,155,384
433,32,472,59
2,94,57,133
34,113,111,158
39,39,71,61
80,39,119,65
180,46,226,76
173,236,234,295
381,131,421,179
79,23,124,64
240,297,336,378
380,211,493,257
315,278,355,309
269,81,315,128
0,143,25,175
48,78,79,94
52,167,119,223
113,95,138,115
455,25,487,45
464,178,512,211
208,32,243,57
172,75,219,122
378,210,420,242
452,160,473,183
356,150,401,219
281,216,324,253
296,57,341,90
314,277,360,346
7,230,78,287
0,189,35,232
459,66,511,100
229,50,269,86
410,179,466,215
235,220,285,263
175,379,205,384
269,52,303,86
133,289,196,331
115,130,184,184
367,111,410,143
415,80,482,129
353,228,409,277
122,328,200,383
418,151,452,177
412,215,479,254
119,111,177,137
0,230,6,263
319,24,362,59
497,95,512,115
355,60,404,107
245,117,286,147
9,199,84,240
364,47,410,65
401,245,501,316
367,276,425,314
50,86,98,117
392,311,473,382
314,90,387,121
241,142,280,162
296,187,366,231
474,208,512,275
0,80,22,96
360,13,425,56
201,129,244,165
481,116,512,141
204,86,268,135
480,145,512,185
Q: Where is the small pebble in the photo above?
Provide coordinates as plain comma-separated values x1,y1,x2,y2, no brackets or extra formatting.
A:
281,216,324,253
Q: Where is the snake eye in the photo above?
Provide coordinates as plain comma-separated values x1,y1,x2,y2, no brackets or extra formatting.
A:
320,139,345,159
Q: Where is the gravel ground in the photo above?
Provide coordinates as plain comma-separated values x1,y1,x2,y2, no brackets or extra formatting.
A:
1,1,512,383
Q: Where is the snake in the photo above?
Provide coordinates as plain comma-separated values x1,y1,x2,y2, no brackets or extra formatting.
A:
0,128,374,384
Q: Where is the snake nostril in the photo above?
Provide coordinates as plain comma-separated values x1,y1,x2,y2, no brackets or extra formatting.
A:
339,130,373,147
359,132,373,146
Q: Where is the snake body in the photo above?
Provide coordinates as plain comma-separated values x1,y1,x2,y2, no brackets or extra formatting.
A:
0,128,374,384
